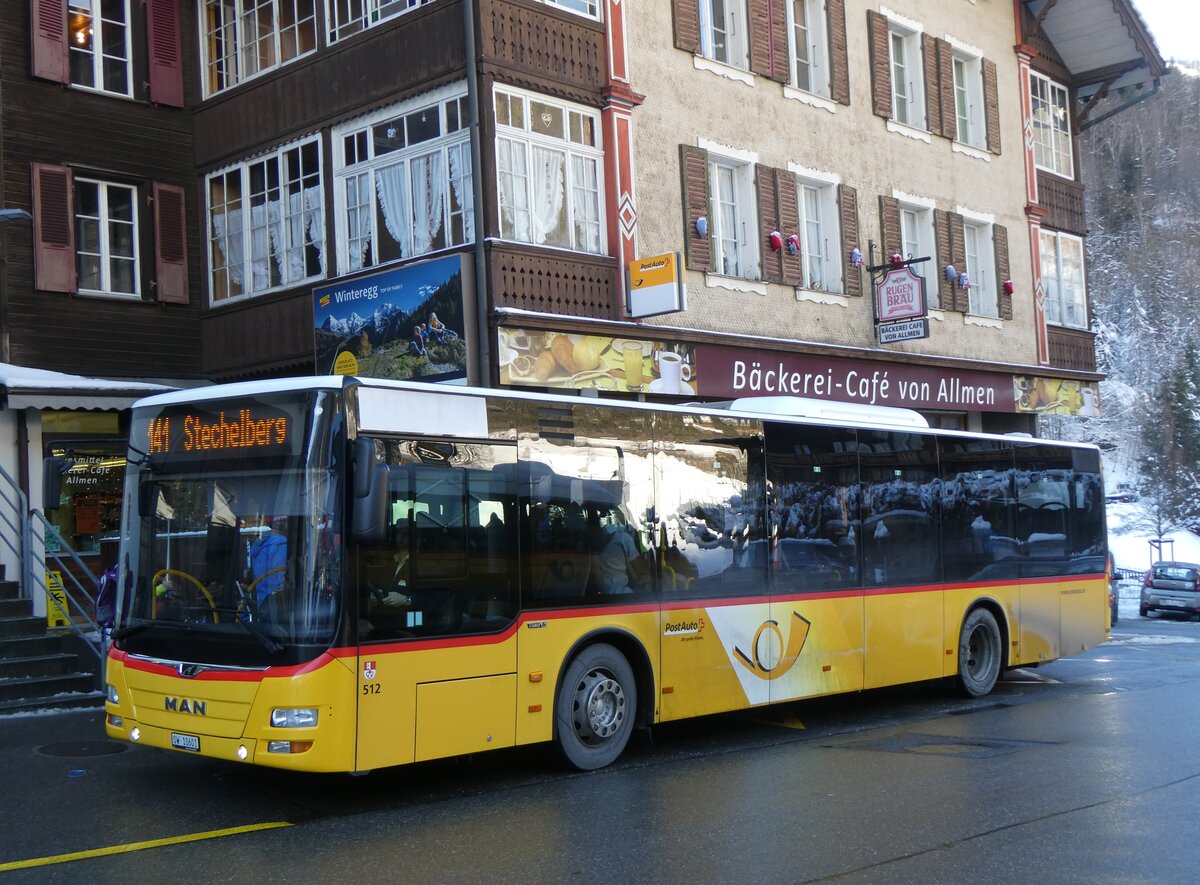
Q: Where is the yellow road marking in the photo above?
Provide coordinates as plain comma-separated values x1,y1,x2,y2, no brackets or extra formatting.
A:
0,822,292,872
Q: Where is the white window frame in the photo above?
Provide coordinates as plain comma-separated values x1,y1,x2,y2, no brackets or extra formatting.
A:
75,178,139,298
538,0,600,19
334,85,475,274
68,0,133,96
888,22,925,129
699,0,749,70
962,217,996,318
206,135,326,306
325,0,430,45
787,0,829,98
706,148,759,282
1040,230,1087,329
896,195,935,307
1030,71,1074,179
494,86,605,255
793,175,841,293
201,0,318,98
951,50,984,148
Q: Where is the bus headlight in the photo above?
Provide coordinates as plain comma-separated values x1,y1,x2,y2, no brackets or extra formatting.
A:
270,708,318,728
106,684,120,704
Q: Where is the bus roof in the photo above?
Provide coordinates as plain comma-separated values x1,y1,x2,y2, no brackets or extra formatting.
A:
130,375,1099,452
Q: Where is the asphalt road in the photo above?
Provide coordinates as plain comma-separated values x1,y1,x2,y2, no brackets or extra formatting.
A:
2,613,1198,884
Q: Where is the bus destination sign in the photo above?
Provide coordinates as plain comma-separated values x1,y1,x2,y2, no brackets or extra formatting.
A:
145,405,291,457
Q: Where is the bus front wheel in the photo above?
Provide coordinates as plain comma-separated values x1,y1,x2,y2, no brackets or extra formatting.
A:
555,643,636,771
956,608,1002,698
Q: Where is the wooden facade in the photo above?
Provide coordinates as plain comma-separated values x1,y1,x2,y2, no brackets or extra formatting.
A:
0,0,202,379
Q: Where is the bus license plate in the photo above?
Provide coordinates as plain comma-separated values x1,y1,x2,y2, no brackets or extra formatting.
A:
171,733,201,752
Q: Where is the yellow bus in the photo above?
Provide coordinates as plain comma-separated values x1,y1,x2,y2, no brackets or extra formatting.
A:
102,377,1108,772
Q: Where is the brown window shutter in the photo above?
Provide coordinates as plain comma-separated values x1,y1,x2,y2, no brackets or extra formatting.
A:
982,58,1001,154
30,0,68,83
934,208,951,308
673,0,700,54
994,223,1011,320
748,0,779,81
839,184,860,297
778,171,803,287
153,182,189,304
827,0,850,105
950,212,968,312
756,165,782,283
680,145,712,272
31,162,75,293
922,34,941,136
867,10,891,119
937,39,957,140
878,195,901,258
146,0,184,107
770,0,789,83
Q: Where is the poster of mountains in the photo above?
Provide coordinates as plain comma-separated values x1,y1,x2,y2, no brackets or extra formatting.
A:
313,254,468,382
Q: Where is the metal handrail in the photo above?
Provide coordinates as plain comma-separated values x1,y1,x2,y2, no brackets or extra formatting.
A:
0,460,102,663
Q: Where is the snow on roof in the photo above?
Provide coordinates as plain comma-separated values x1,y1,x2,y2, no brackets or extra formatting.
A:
0,362,174,410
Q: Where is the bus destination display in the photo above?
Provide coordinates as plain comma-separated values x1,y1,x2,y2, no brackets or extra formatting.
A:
145,404,291,458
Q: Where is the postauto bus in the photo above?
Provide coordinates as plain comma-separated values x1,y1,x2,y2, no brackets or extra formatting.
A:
102,376,1108,772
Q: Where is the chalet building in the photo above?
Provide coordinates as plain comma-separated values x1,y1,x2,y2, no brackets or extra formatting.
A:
0,0,1167,566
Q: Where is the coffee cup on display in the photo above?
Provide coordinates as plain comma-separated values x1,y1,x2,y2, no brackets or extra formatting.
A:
657,351,692,394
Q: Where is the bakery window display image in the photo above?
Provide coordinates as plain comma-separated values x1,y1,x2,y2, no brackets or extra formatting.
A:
1013,376,1100,416
499,331,697,395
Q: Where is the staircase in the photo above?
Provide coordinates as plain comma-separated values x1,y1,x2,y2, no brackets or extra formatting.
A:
0,565,104,715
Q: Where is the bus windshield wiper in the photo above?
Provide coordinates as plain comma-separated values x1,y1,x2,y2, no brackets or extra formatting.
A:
210,607,285,655
111,620,156,641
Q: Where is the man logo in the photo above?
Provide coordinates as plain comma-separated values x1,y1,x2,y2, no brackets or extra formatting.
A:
165,697,207,715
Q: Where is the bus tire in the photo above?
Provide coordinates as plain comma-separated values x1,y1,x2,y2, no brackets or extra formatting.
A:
956,608,1002,698
555,643,636,771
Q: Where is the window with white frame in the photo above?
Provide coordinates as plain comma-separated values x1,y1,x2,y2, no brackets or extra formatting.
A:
75,179,138,296
709,155,758,279
67,0,131,95
538,0,600,18
952,52,984,147
796,179,840,292
1040,230,1086,328
208,137,325,304
888,24,924,128
495,88,603,254
699,0,749,69
326,0,428,44
963,220,996,317
788,0,829,96
898,203,935,305
202,0,317,96
335,90,474,273
1030,72,1073,178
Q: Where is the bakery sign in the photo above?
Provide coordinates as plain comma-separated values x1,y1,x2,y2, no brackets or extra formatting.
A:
875,265,927,323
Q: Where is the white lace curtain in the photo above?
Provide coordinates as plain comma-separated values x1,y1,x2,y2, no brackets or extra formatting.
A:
375,152,446,259
211,186,324,291
447,145,474,242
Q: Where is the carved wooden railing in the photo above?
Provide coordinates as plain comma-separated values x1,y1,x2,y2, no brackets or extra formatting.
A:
1046,325,1097,373
1037,173,1086,236
480,0,606,97
488,242,619,320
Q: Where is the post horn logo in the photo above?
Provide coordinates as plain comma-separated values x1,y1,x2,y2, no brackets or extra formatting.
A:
733,612,811,680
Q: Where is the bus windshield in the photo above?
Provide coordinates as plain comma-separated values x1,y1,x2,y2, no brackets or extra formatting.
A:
116,390,342,666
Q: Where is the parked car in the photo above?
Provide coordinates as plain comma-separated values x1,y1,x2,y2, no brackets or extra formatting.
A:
1106,482,1138,504
1140,561,1200,619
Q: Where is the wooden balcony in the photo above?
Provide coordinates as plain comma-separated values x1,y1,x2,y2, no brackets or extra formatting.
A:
1037,173,1086,236
487,242,620,320
480,0,607,103
1046,325,1097,373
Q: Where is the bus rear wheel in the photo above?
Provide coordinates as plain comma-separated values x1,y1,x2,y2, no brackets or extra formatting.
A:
956,608,1001,698
555,643,636,771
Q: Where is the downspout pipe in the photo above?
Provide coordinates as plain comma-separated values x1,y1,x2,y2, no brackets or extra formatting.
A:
464,0,491,386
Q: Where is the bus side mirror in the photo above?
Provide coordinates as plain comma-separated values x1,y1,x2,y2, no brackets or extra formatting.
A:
352,437,388,544
42,457,66,510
